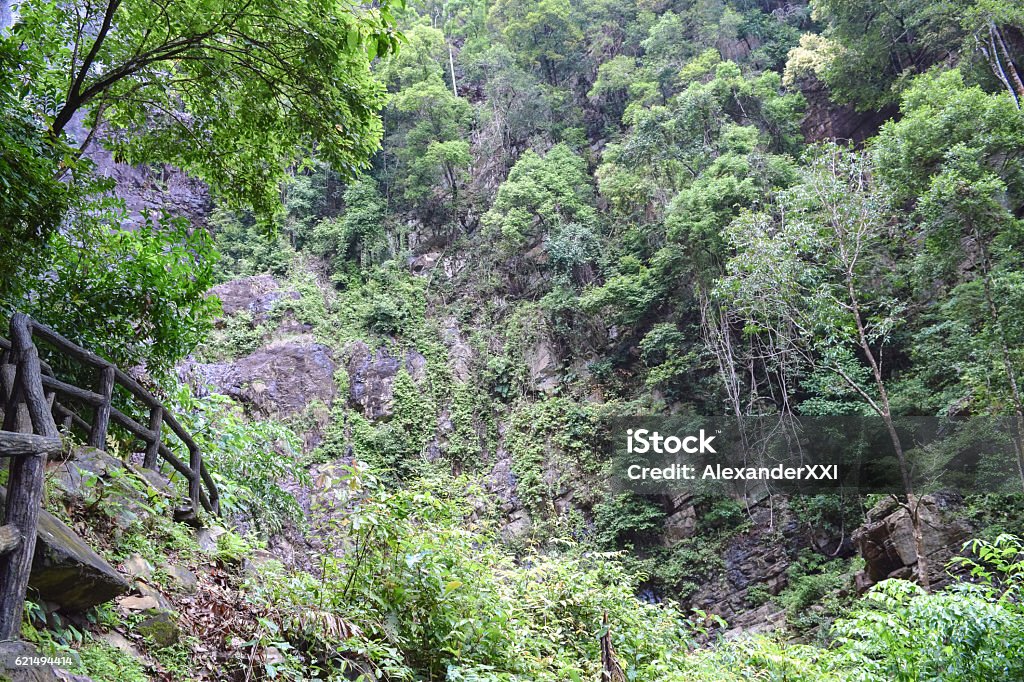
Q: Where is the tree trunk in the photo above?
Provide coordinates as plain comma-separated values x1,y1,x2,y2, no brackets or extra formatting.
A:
848,276,931,591
448,42,458,96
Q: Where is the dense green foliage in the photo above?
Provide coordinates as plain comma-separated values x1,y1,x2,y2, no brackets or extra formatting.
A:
198,0,1024,675
6,0,1024,679
0,0,399,373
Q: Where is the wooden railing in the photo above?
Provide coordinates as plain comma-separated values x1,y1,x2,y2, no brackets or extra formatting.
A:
0,312,219,637
0,312,62,640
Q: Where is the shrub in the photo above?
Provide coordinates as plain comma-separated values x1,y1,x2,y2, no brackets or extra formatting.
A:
593,493,666,548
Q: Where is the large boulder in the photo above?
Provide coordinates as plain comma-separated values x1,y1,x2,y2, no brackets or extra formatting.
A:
853,492,975,592
344,341,427,421
183,339,337,417
208,275,289,319
0,488,129,612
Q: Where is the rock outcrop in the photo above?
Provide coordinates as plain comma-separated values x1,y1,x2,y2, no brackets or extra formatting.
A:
209,275,293,319
0,487,129,612
485,453,531,539
440,318,475,383
344,341,427,420
852,492,975,592
525,337,560,394
797,77,897,144
687,500,797,632
183,340,338,417
68,115,211,229
662,494,698,545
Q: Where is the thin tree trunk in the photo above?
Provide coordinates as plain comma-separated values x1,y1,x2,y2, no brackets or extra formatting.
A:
448,42,458,96
992,23,1024,105
979,24,1022,109
847,273,930,591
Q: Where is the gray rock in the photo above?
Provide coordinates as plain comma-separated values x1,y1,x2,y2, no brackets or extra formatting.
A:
48,448,157,530
409,251,442,274
47,448,122,499
0,487,129,612
134,467,174,494
196,526,227,554
796,76,894,144
344,341,427,420
853,492,974,591
134,610,180,648
120,554,153,580
502,509,532,539
162,564,198,594
209,275,281,317
133,583,174,611
525,338,560,393
66,114,212,230
441,318,474,383
663,498,697,546
686,497,802,634
182,341,337,417
118,594,160,611
96,631,141,659
485,455,518,515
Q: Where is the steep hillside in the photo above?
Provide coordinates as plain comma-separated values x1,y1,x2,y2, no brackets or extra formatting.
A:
3,0,1024,680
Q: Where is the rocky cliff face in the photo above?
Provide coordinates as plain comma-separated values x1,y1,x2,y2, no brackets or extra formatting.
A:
188,269,984,639
344,341,428,420
796,77,898,144
68,115,212,229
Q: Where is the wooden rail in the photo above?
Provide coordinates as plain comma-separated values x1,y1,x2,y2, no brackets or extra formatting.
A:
0,312,220,638
0,315,219,516
0,314,63,640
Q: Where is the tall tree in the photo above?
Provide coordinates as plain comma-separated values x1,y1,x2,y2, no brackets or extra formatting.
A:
0,0,399,371
488,0,584,86
2,0,400,224
718,144,932,588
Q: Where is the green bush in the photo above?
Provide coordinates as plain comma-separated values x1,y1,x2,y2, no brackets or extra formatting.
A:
593,492,666,548
167,387,307,536
245,467,699,681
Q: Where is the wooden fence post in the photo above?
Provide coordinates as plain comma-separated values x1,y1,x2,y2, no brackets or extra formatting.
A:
2,365,29,434
144,406,162,469
88,366,115,448
0,313,59,641
188,445,201,512
0,450,46,640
